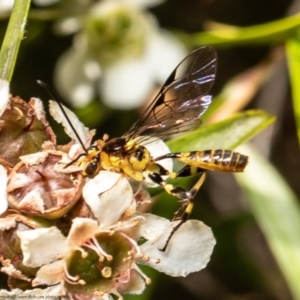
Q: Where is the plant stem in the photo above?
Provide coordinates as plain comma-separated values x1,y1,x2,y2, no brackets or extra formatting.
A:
0,0,31,82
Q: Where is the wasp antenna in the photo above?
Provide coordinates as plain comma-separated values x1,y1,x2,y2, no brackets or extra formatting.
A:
37,80,88,153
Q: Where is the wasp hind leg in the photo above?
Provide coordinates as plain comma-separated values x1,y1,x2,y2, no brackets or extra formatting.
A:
147,164,206,251
161,171,206,252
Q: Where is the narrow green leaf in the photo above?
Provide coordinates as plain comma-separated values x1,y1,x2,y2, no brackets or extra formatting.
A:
286,35,300,146
0,0,31,82
191,13,300,46
168,110,275,152
236,145,300,300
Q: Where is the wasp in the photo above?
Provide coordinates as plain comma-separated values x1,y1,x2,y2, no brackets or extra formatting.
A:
38,46,248,251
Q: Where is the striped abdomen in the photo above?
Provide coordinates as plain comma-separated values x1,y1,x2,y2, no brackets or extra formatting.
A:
177,149,248,172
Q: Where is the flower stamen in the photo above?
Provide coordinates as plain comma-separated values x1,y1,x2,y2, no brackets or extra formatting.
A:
83,237,113,261
119,231,141,256
63,261,87,286
132,263,151,285
74,246,88,258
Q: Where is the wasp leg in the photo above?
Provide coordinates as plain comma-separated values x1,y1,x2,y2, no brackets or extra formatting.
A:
147,163,206,251
159,171,207,252
171,164,204,178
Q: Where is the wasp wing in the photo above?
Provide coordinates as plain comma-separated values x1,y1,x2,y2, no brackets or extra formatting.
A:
123,46,217,143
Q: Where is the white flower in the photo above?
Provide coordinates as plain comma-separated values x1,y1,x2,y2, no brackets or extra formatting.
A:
17,173,147,298
17,170,215,299
54,0,187,109
99,30,186,109
0,95,215,299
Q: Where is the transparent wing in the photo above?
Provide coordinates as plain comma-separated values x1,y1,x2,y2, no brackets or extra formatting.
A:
123,46,217,143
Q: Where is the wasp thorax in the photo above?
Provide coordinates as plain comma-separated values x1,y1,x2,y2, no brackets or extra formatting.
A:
102,138,127,153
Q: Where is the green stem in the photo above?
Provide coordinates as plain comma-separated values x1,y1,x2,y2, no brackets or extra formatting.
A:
0,0,31,82
191,12,300,46
286,35,300,146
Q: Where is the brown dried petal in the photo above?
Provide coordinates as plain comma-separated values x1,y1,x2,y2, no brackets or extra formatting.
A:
0,213,46,284
68,197,95,219
7,150,84,219
1,258,32,282
0,96,56,167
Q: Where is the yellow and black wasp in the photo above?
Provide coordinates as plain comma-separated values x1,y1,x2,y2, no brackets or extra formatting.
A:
38,46,248,251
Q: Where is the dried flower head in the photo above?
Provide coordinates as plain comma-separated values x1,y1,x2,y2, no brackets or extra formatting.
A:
0,96,56,167
7,150,84,219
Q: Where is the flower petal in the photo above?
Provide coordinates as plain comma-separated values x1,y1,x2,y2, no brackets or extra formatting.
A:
30,97,47,121
0,165,8,214
145,31,187,84
54,17,82,35
0,79,9,117
67,217,99,248
100,56,153,109
138,213,170,241
117,269,146,295
0,259,31,282
54,47,100,107
0,285,62,299
83,171,135,226
32,260,64,286
0,0,13,13
18,226,69,268
139,219,216,277
49,100,89,144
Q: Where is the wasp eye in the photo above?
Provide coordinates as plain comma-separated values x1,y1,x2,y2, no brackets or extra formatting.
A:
136,149,144,161
85,162,99,176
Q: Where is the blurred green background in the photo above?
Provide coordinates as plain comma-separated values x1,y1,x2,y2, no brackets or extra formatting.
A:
1,0,300,299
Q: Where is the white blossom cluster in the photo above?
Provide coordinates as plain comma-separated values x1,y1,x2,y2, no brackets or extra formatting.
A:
0,80,215,300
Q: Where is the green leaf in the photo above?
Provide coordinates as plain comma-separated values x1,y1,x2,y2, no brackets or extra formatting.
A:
235,145,300,300
191,13,300,46
286,35,300,146
168,110,275,152
0,0,31,82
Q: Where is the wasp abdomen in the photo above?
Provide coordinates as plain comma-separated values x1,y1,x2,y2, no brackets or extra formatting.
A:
178,149,248,172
